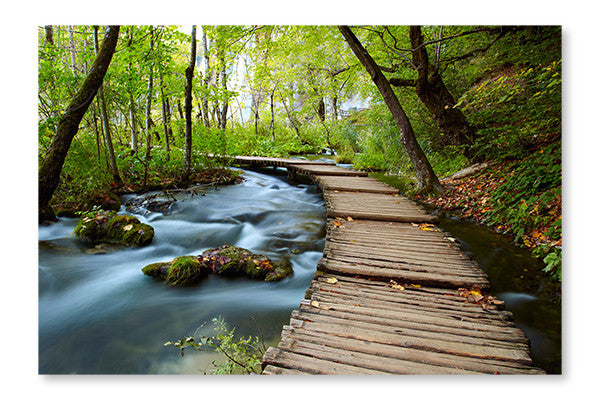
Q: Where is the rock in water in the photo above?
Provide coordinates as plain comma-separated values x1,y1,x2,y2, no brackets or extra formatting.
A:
142,256,211,286
141,245,293,286
73,209,154,246
201,245,293,282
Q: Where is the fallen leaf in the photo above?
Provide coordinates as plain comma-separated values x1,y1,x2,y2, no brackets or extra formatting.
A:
310,300,320,308
123,224,133,231
333,221,343,227
326,277,338,284
346,216,354,222
389,280,404,290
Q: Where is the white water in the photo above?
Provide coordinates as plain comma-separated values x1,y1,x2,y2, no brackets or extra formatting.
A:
38,168,326,374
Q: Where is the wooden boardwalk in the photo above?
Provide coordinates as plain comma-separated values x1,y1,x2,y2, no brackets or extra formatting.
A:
232,156,544,375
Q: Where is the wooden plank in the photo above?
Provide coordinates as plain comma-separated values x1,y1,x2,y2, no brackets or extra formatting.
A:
299,295,520,337
319,258,490,289
288,317,533,364
262,346,387,374
315,175,399,194
291,310,528,351
307,291,511,325
297,301,527,344
324,242,478,268
261,365,309,375
288,163,369,177
324,192,437,223
277,336,479,375
307,281,504,317
280,328,543,374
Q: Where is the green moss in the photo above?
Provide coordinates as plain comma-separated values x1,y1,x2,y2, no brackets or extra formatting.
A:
205,245,293,281
142,262,169,278
164,256,210,286
73,209,154,247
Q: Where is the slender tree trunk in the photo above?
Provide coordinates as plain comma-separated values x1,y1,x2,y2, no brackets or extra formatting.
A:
201,29,211,128
184,25,197,179
44,25,54,45
409,26,474,151
332,96,339,121
39,25,120,221
280,92,307,145
219,61,228,130
160,75,171,161
68,26,77,76
145,27,155,162
339,26,443,195
270,89,275,141
129,92,138,153
94,26,122,186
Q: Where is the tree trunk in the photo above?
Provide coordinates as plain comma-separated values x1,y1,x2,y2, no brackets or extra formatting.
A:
44,25,54,45
184,25,197,178
201,29,211,128
219,59,228,130
409,26,474,150
160,74,171,161
144,27,155,162
339,26,443,195
270,89,275,141
94,26,122,187
280,92,307,145
129,92,138,153
38,25,120,222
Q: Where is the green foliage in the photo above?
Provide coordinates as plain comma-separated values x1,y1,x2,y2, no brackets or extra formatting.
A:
456,59,561,161
164,317,265,374
533,245,562,282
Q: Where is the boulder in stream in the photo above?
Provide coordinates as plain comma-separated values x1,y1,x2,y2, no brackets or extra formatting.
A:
73,209,154,247
142,245,293,286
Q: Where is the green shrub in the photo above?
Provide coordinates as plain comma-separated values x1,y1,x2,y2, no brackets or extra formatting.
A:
164,317,265,374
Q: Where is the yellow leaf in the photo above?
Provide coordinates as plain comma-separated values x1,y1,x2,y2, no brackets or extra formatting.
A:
253,259,260,265
410,284,421,288
333,221,342,227
346,216,354,222
389,280,404,291
310,300,320,308
326,277,338,284
123,224,133,231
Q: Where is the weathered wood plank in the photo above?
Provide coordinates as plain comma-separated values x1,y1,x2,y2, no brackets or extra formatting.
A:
277,336,479,374
315,175,399,194
319,258,490,289
280,328,543,374
289,317,533,364
291,310,528,351
262,346,387,374
288,163,369,177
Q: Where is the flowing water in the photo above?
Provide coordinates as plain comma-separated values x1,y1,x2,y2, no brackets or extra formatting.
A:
38,168,326,374
38,164,561,374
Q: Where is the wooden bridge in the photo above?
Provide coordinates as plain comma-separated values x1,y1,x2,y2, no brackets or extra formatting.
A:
230,156,544,375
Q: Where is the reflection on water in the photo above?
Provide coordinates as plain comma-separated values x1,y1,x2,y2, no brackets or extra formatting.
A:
437,214,562,374
38,169,326,374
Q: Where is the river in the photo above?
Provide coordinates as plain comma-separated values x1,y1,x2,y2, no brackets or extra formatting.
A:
38,168,326,374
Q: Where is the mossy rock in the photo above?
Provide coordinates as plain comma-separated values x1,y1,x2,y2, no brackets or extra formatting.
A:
73,210,154,246
141,245,293,287
142,256,210,286
200,245,293,282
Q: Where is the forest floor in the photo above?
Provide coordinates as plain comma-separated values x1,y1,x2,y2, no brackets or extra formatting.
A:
415,161,562,255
